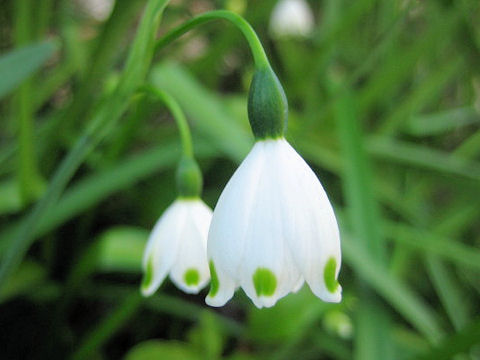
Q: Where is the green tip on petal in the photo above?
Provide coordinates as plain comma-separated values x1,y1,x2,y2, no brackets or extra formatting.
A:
208,261,219,297
184,268,200,286
324,257,340,293
141,256,154,295
253,268,277,297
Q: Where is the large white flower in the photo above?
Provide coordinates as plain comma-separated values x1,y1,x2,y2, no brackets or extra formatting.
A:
141,198,213,296
269,0,314,39
206,138,341,308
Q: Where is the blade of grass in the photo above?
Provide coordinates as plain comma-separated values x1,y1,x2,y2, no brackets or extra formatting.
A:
385,223,480,271
367,136,480,183
0,139,214,255
379,56,464,134
62,0,145,131
414,318,480,360
425,257,469,331
404,107,479,137
333,82,390,360
83,284,244,337
0,0,171,291
357,12,459,115
70,292,144,360
341,233,444,343
0,41,57,99
13,0,46,202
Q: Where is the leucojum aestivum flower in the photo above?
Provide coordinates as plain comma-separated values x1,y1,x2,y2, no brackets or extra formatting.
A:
140,10,341,308
206,65,342,308
141,89,212,296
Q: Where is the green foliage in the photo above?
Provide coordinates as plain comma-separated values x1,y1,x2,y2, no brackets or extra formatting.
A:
0,41,56,99
125,340,200,360
0,0,479,359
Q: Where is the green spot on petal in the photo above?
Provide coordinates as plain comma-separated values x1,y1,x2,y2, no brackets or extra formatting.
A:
141,256,154,294
253,268,277,297
184,268,200,286
324,257,339,293
208,260,219,297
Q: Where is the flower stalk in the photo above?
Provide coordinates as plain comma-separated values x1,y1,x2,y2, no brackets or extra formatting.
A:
155,10,270,69
155,10,289,139
141,86,202,198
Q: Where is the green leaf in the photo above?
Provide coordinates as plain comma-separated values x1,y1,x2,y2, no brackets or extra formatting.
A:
96,226,148,273
72,293,144,360
0,41,56,99
367,136,480,183
405,107,480,137
415,318,480,360
0,260,46,303
0,179,23,215
188,311,225,360
125,340,200,360
342,233,444,343
248,288,330,343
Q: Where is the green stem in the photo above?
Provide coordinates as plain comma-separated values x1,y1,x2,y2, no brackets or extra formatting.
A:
155,10,270,69
14,0,43,202
140,86,203,197
142,86,194,158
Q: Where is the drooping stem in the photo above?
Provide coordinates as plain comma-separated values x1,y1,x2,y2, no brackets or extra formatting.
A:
155,10,288,140
142,86,193,158
141,86,202,198
155,10,270,69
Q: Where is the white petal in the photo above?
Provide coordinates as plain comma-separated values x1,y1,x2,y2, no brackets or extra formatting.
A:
278,139,342,302
205,260,236,307
141,200,186,296
169,200,212,294
237,140,302,308
292,277,305,293
207,142,266,280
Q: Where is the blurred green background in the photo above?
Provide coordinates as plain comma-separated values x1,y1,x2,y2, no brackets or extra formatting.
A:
1,0,480,359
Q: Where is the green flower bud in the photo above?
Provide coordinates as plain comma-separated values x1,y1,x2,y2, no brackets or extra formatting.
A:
248,66,288,139
176,156,203,198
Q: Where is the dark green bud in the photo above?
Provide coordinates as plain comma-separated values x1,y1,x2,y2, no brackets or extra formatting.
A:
248,66,288,139
176,156,202,198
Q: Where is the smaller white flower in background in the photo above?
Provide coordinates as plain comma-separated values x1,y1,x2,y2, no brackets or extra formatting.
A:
206,138,341,308
141,199,213,296
269,0,314,39
76,0,115,21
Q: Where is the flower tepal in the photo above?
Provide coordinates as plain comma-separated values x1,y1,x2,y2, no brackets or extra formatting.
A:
206,65,341,308
141,198,212,296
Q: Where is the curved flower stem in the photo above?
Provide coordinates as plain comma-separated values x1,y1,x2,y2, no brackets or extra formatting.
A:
140,86,202,197
141,86,194,158
155,10,270,69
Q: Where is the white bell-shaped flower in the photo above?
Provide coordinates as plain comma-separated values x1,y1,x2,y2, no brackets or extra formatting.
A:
269,0,314,38
141,198,213,296
206,138,341,308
